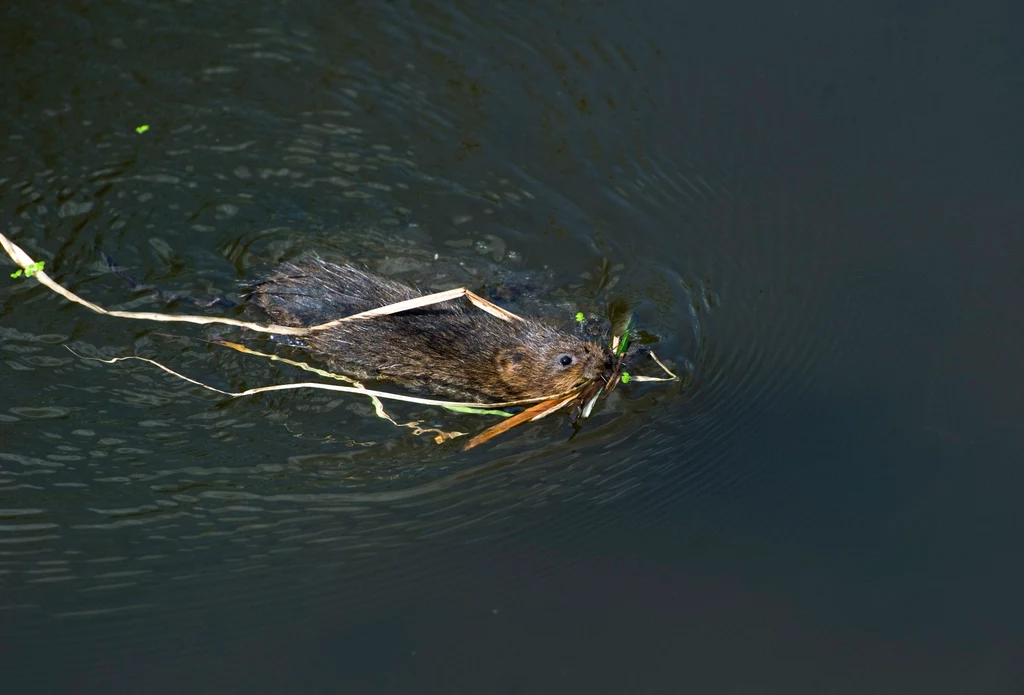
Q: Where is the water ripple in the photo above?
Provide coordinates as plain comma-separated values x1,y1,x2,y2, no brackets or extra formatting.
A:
0,0,861,639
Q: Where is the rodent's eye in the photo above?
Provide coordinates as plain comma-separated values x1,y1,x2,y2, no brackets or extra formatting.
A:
558,354,574,367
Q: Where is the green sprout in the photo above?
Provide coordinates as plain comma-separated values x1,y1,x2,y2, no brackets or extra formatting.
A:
620,372,631,384
135,124,150,134
10,261,45,279
574,311,585,323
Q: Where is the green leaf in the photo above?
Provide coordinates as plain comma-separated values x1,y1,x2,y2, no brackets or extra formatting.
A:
136,124,150,134
11,261,44,279
575,311,585,323
611,313,635,355
443,405,512,418
620,372,631,384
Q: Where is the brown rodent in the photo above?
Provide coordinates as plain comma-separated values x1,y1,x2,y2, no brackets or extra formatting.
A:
246,258,615,403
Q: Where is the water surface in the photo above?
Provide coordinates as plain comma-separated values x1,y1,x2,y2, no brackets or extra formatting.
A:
2,0,1023,692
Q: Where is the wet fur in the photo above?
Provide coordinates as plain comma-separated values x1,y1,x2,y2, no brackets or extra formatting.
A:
247,259,613,402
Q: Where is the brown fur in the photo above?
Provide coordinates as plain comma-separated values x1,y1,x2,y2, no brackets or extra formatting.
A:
247,259,614,402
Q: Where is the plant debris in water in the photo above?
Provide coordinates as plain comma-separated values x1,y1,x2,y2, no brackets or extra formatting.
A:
1,231,676,449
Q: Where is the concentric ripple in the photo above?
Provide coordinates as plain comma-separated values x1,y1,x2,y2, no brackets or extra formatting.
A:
0,0,863,659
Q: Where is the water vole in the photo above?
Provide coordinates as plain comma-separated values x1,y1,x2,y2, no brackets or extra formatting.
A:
247,258,615,402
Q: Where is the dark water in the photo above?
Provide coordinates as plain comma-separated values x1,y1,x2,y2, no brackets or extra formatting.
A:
2,0,1022,692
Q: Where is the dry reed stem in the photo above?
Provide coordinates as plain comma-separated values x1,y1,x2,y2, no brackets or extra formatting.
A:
65,348,579,410
1,232,525,338
68,349,471,443
210,341,466,442
630,351,677,382
463,393,578,451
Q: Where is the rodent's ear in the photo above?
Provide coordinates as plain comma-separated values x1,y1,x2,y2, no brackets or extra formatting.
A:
497,347,529,375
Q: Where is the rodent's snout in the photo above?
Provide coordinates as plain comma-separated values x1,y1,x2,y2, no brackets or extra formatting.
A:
582,345,615,381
